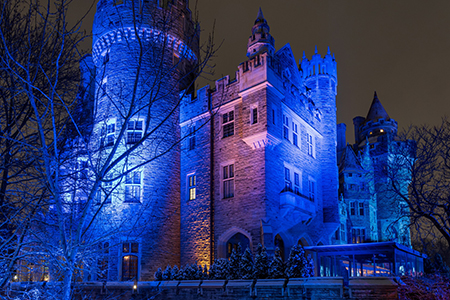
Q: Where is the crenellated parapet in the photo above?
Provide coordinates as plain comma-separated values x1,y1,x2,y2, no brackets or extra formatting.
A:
299,47,337,87
92,0,198,67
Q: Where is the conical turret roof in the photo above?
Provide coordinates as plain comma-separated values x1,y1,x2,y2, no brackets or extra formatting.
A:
365,91,390,122
255,7,266,25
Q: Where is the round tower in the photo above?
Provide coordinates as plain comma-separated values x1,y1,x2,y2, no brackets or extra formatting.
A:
90,0,198,281
299,47,339,226
354,91,398,146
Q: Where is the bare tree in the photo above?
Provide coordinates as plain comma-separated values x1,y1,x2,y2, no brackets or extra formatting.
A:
388,119,450,261
0,0,216,299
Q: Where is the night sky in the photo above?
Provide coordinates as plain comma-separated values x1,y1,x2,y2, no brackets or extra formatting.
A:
72,0,450,142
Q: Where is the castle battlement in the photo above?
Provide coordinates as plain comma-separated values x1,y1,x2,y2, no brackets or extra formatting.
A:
299,47,337,82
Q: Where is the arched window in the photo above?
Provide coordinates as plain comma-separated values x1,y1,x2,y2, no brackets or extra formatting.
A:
226,233,250,258
121,242,139,281
274,234,285,261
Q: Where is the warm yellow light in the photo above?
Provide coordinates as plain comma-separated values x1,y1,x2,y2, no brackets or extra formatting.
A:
13,275,18,280
133,284,137,290
380,129,384,132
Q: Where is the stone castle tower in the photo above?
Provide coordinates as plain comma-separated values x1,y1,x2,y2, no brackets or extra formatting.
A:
89,0,198,281
179,9,339,266
336,92,413,246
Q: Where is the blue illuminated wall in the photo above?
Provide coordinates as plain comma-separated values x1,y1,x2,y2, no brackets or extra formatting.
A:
180,10,340,264
89,0,197,280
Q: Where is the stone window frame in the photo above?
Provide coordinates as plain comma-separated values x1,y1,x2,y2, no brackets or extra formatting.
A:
120,240,140,281
126,119,144,144
221,109,235,138
351,227,366,244
283,114,290,141
187,172,196,201
124,170,142,203
221,161,235,199
306,132,315,158
188,124,196,150
292,121,299,147
250,104,258,125
283,162,302,194
308,176,315,201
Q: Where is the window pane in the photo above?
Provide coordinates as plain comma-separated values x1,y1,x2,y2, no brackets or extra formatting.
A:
229,165,234,178
135,121,143,130
133,172,141,184
229,111,234,121
189,187,196,200
127,121,134,130
131,243,139,253
223,166,228,179
125,173,132,184
123,243,129,253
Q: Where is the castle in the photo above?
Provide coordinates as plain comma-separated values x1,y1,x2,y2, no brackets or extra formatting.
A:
82,0,413,281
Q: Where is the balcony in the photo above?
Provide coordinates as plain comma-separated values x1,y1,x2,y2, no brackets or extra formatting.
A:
280,187,315,222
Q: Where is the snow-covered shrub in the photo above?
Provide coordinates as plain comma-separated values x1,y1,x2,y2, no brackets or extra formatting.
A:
171,265,180,280
209,258,230,280
268,247,285,279
154,267,163,281
285,244,307,278
228,243,242,279
162,265,172,280
253,243,269,279
240,246,254,279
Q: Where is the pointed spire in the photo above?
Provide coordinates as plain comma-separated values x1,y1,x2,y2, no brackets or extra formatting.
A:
303,51,306,59
365,91,390,122
327,46,331,55
314,45,318,54
255,7,266,25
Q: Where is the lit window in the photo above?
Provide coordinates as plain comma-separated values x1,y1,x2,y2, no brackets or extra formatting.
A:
188,175,196,200
359,202,365,216
251,107,258,124
294,172,300,194
127,120,143,144
188,126,196,150
292,122,298,147
222,111,234,138
351,228,366,244
283,115,289,141
308,179,315,200
350,202,356,215
307,133,314,157
124,171,141,203
223,164,234,198
121,242,139,281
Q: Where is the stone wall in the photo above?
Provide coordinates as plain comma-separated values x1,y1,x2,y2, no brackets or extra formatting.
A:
9,277,399,300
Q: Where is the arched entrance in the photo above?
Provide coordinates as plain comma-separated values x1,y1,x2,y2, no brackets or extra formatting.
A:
226,232,250,258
